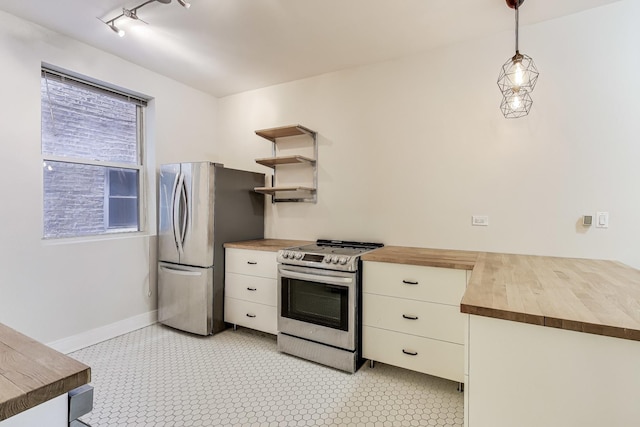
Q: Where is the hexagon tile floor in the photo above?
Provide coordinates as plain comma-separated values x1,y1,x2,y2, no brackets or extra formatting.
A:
70,324,463,427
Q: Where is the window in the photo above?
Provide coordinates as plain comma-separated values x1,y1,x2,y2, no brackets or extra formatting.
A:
41,67,147,239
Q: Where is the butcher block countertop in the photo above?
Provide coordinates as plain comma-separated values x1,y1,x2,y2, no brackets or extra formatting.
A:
224,238,312,252
461,252,640,341
361,245,478,270
0,323,91,421
361,245,640,342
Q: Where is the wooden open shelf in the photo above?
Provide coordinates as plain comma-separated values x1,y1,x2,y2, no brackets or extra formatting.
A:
254,186,316,196
254,124,317,203
255,155,316,168
255,125,315,142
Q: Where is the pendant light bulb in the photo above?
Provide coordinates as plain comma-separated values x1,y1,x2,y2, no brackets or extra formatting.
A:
514,61,524,88
511,93,521,110
500,89,533,119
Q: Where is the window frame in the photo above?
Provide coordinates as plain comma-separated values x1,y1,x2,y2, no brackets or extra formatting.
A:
41,66,147,240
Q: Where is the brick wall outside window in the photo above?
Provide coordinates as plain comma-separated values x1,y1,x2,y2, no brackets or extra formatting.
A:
41,74,142,239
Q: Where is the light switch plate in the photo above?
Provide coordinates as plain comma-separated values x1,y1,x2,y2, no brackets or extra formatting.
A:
596,212,609,228
472,215,489,226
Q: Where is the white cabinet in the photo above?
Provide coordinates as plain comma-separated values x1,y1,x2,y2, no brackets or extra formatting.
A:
362,260,468,382
0,394,67,427
224,248,278,334
467,315,640,427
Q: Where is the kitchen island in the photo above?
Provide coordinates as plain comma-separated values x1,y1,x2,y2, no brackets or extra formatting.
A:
363,246,640,427
0,323,91,426
460,252,640,427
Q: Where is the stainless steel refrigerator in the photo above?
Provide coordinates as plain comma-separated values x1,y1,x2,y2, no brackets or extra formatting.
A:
157,162,264,335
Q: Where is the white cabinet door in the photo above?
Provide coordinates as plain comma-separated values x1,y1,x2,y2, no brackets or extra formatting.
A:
0,394,67,427
225,298,277,334
363,261,466,305
363,293,466,344
225,248,277,278
225,273,277,306
363,326,464,382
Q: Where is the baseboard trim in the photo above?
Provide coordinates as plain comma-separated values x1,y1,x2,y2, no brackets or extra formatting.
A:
47,310,158,354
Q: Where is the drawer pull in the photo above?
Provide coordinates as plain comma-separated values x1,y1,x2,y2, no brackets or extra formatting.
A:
247,287,257,291
246,313,256,318
402,314,419,320
247,261,257,265
402,280,418,285
402,349,418,356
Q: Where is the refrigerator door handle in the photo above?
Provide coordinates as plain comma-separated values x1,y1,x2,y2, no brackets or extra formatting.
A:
159,265,203,277
179,175,189,248
170,171,181,251
173,172,186,255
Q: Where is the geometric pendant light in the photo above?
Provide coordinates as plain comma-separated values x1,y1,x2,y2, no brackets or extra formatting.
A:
500,88,533,118
497,0,539,118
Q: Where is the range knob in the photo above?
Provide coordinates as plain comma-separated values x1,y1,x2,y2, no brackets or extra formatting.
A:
295,252,303,260
332,257,339,264
324,256,332,263
339,257,348,265
282,252,289,259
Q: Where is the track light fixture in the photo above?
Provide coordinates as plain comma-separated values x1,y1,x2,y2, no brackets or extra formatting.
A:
107,21,125,37
497,0,539,119
103,0,190,37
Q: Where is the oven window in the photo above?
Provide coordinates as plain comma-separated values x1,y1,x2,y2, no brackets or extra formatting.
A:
282,278,348,331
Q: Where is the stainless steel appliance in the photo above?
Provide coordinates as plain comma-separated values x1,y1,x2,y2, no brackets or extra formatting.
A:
277,240,383,372
158,162,264,336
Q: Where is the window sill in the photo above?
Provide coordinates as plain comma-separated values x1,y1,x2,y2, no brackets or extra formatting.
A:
41,231,152,246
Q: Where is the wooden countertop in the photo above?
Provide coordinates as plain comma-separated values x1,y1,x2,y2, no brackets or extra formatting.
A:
0,323,91,421
361,245,640,342
224,239,312,252
361,245,478,270
461,252,640,341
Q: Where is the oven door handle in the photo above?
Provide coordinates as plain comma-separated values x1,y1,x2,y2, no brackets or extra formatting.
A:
279,269,354,286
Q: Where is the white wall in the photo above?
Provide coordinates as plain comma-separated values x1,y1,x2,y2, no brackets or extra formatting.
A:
2,1,638,345
0,10,219,344
216,0,640,269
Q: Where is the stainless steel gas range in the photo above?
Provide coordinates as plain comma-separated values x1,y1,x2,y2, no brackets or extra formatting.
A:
276,240,383,373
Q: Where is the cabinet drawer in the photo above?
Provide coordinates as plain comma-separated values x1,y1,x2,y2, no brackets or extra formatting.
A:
225,273,277,306
363,261,466,305
363,293,466,344
363,326,464,382
226,248,277,278
224,298,277,335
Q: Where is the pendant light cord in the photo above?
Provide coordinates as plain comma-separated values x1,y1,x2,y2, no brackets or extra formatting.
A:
515,3,519,53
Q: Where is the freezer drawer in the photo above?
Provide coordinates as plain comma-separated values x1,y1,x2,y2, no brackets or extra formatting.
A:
158,262,213,335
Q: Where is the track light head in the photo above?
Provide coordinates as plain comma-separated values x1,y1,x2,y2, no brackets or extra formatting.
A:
108,22,125,37
177,0,191,9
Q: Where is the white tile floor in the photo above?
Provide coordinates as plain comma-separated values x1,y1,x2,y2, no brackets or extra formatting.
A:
70,324,463,427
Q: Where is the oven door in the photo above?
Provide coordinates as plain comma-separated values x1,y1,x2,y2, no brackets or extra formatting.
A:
278,264,357,351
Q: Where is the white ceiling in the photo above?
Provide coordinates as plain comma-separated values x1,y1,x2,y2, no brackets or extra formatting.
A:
0,0,621,97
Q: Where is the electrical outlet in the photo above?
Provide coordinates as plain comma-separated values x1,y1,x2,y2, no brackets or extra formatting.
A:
472,215,489,226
